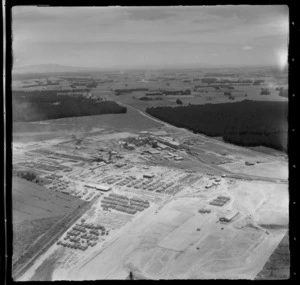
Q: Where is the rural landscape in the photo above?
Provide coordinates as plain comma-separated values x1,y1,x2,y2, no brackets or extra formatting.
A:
11,5,289,280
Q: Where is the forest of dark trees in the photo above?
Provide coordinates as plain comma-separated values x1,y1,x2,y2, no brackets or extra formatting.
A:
200,78,256,85
13,90,127,122
23,79,60,88
139,96,162,101
146,100,288,152
70,81,98,88
277,87,288,98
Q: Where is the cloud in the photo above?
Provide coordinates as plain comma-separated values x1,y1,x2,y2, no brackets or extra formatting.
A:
242,45,253,50
11,6,289,69
12,8,60,23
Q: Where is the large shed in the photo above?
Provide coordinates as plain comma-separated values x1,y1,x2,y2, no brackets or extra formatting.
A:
219,210,239,223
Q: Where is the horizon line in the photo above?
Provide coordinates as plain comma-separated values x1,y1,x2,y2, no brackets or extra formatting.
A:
13,63,285,73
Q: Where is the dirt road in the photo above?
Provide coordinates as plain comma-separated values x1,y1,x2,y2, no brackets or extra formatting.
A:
118,102,288,184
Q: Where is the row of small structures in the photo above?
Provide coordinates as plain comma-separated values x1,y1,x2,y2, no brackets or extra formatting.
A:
99,174,181,196
198,208,211,214
17,160,69,172
209,195,230,206
49,179,96,199
57,222,108,251
101,193,150,214
126,178,181,195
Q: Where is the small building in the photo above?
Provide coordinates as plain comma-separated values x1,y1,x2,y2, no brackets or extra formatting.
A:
156,143,168,150
174,156,183,161
125,144,135,150
157,137,181,149
148,149,160,155
85,183,111,192
219,210,239,223
115,163,127,168
143,174,155,179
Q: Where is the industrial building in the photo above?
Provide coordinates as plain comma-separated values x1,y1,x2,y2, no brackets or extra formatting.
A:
156,143,168,150
157,137,181,149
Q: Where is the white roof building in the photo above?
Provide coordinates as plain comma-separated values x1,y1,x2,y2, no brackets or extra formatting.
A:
220,210,239,222
85,183,111,192
174,156,183,161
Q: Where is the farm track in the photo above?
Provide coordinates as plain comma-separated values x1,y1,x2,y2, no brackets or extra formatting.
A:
14,196,98,281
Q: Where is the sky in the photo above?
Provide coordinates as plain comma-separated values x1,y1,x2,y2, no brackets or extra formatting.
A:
12,5,289,70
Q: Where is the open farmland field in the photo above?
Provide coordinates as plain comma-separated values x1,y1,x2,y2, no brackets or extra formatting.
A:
12,90,126,122
12,177,85,223
116,97,178,111
13,106,163,142
12,177,89,276
89,67,288,110
255,232,290,280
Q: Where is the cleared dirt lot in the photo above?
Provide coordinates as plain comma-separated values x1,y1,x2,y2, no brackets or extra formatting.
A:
219,161,288,180
44,180,288,280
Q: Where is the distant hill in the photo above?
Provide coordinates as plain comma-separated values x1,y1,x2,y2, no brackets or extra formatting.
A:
12,64,97,74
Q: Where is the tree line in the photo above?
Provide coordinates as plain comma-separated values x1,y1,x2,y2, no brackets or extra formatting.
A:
13,90,127,122
146,100,288,152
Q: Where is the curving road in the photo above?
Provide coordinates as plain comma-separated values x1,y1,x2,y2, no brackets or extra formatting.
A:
117,101,288,184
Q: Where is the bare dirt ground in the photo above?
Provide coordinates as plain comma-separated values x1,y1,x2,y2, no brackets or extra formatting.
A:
32,177,287,280
219,161,288,180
